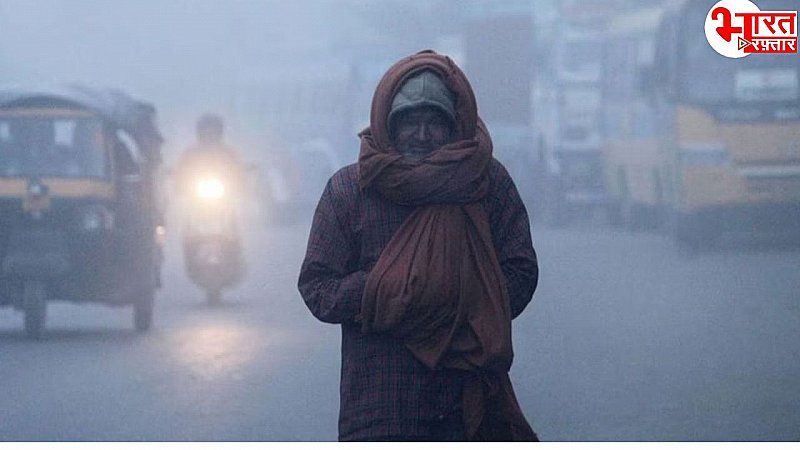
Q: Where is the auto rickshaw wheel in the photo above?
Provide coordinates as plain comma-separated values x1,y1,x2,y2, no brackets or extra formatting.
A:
134,288,154,332
23,281,47,339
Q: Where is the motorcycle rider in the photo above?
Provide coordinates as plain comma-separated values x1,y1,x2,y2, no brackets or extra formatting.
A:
174,114,247,303
174,113,245,197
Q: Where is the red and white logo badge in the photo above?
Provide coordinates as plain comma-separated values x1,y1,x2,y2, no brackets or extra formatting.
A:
705,0,797,58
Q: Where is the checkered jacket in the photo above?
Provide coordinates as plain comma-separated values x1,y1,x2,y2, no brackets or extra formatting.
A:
298,158,538,441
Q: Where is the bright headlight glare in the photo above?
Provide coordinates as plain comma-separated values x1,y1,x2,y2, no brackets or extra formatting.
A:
195,178,225,200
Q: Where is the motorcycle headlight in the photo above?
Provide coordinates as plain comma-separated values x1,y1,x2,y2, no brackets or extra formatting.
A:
195,178,225,200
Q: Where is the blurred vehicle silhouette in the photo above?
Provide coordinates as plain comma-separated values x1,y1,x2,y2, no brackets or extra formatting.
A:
646,0,800,249
533,18,609,226
0,86,164,337
262,138,341,225
602,7,664,230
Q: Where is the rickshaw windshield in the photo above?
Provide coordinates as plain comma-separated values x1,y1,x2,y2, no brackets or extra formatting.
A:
0,114,109,179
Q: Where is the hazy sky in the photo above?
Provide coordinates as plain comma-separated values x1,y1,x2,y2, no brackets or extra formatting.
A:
0,1,346,84
0,1,369,151
0,1,461,157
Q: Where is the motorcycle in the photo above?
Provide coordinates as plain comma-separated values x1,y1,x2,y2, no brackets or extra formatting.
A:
182,173,245,304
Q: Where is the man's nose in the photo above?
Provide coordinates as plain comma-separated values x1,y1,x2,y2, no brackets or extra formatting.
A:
414,123,431,141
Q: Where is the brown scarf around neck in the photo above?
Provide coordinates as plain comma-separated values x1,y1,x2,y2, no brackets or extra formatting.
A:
357,50,536,441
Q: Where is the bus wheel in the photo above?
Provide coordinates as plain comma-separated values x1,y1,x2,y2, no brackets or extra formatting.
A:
23,281,47,339
134,288,154,332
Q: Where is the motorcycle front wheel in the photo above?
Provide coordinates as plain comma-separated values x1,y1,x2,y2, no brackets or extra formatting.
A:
206,289,222,305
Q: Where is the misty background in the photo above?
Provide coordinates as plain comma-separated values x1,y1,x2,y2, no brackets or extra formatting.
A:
0,0,469,164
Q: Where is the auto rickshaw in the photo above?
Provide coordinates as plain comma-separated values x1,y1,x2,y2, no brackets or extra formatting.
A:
0,86,165,337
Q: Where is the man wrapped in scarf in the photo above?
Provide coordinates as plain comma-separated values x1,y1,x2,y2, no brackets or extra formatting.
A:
298,50,539,442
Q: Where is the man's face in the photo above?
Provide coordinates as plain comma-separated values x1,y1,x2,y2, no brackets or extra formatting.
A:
391,106,454,161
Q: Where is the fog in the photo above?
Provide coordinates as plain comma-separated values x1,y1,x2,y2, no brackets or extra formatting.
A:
0,0,465,161
0,0,355,156
0,0,799,442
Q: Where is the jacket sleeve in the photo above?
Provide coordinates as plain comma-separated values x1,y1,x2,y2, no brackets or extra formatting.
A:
298,178,365,325
489,163,539,319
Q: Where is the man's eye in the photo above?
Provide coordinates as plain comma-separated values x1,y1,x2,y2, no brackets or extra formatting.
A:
399,119,419,129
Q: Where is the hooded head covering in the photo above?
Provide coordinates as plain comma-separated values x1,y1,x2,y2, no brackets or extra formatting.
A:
363,50,480,156
388,70,456,136
358,50,489,200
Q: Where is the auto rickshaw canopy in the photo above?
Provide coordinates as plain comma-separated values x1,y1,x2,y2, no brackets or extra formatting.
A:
0,84,162,166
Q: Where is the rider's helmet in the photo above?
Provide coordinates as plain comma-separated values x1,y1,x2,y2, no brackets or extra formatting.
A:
196,113,224,145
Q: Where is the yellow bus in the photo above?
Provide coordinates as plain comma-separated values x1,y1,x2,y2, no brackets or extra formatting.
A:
649,0,800,248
